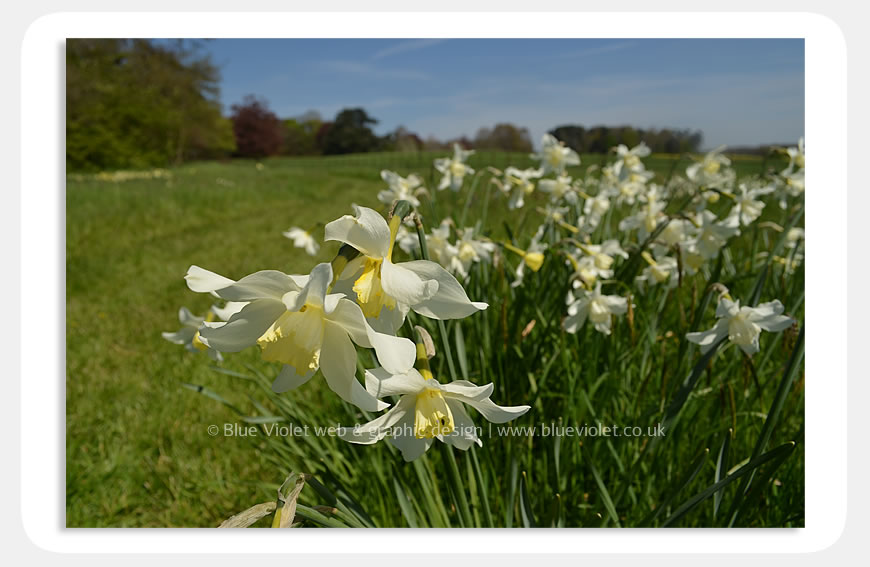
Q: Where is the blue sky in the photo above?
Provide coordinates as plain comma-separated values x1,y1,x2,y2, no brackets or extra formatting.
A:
201,38,804,150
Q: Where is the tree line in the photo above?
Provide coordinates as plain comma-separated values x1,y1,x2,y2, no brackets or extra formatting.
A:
66,39,702,172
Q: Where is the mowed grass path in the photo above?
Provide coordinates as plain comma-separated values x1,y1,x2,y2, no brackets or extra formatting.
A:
66,151,772,527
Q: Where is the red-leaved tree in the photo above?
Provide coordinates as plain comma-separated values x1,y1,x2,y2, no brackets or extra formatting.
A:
230,95,283,158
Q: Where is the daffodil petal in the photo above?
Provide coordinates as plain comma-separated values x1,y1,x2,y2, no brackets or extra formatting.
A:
319,321,388,412
210,301,247,322
185,265,235,293
324,205,390,259
325,298,416,374
388,411,433,462
563,300,589,333
400,260,488,320
339,397,414,445
365,368,427,398
380,259,438,306
462,396,530,424
162,327,196,345
285,263,332,310
442,380,493,401
198,298,286,352
442,400,482,450
176,306,204,328
271,364,316,393
213,270,302,302
686,319,729,353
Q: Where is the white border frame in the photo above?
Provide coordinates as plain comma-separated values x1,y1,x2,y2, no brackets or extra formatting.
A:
21,11,845,553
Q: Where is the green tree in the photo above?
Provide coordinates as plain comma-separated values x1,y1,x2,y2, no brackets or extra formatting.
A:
66,39,234,171
321,108,381,155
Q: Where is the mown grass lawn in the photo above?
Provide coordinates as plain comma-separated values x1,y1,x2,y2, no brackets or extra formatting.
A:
66,150,801,527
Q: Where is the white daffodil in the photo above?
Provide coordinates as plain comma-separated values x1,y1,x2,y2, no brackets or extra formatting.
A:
686,297,794,355
395,223,420,255
339,366,530,462
325,205,487,332
659,218,695,247
679,241,707,276
162,307,223,361
378,170,423,207
784,138,805,172
539,204,571,225
785,227,805,249
184,262,416,411
449,227,496,279
502,166,543,210
615,169,655,206
618,199,666,241
563,281,627,336
728,182,775,226
423,219,456,268
691,210,740,259
537,174,578,204
283,227,320,256
779,167,805,203
570,240,628,286
613,142,651,176
636,251,679,288
532,134,580,175
687,146,733,187
434,144,475,192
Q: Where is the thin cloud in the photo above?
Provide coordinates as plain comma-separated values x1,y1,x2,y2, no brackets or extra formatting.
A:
319,60,431,81
370,38,447,60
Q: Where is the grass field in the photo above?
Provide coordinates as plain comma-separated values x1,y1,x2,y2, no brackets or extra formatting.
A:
66,150,803,527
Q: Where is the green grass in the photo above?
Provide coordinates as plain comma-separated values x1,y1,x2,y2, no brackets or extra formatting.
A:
66,150,802,527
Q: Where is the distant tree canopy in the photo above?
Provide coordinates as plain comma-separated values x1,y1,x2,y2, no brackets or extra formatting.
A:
230,95,284,158
474,124,533,153
549,125,703,154
66,39,235,172
282,110,323,156
321,108,381,155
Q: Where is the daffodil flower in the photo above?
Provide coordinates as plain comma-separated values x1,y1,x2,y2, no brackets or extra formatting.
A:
532,134,580,175
615,169,655,206
434,144,475,192
564,281,627,336
686,297,794,355
283,227,320,256
339,366,530,462
613,142,651,176
728,182,775,226
378,170,423,207
502,166,543,210
618,199,666,240
184,262,416,411
636,251,678,288
537,174,578,204
162,307,223,361
691,210,740,259
783,137,805,172
687,146,733,187
570,239,628,286
449,227,496,279
422,219,456,267
325,205,487,332
504,227,546,288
